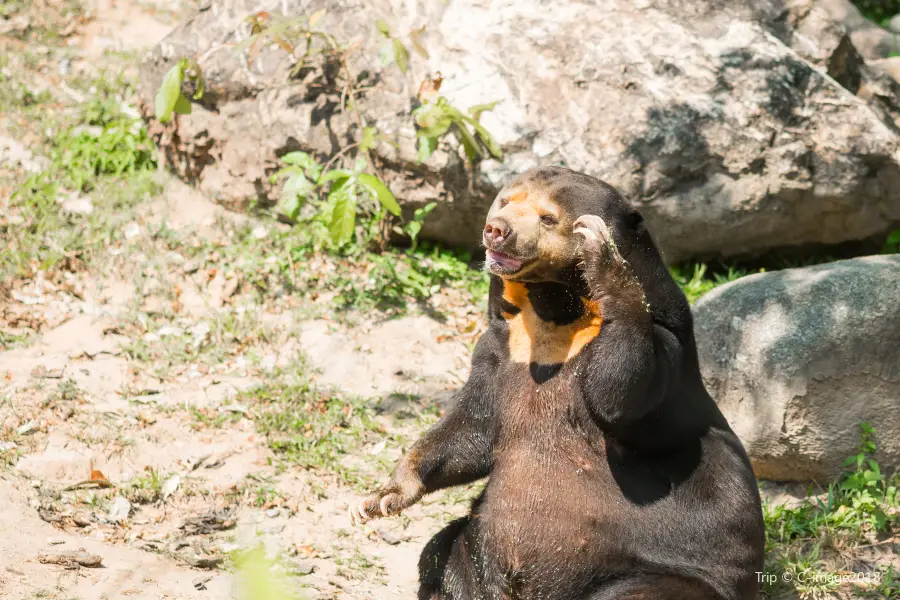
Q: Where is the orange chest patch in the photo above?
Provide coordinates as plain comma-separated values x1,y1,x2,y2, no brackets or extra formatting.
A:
501,282,603,365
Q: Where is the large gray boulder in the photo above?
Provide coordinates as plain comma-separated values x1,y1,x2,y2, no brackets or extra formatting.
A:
138,0,900,262
693,255,900,482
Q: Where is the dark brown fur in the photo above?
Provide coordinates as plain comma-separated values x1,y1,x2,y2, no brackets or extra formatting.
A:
351,167,765,600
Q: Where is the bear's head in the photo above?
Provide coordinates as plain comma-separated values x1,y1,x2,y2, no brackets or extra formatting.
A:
483,166,647,283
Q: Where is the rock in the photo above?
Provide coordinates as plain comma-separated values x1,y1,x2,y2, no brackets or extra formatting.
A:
0,135,48,173
890,14,900,34
59,194,94,216
107,496,132,522
138,1,900,262
72,511,93,527
871,56,900,83
694,255,900,481
817,0,898,60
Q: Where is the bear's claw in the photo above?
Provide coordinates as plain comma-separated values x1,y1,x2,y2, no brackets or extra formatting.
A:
573,214,612,246
348,492,403,526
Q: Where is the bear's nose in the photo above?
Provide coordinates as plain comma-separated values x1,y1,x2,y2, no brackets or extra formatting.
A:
483,218,511,248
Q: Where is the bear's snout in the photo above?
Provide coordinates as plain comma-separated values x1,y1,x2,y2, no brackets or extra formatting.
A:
483,217,513,250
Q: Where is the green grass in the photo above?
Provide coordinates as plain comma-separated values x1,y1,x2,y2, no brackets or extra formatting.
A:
761,424,900,598
669,263,758,304
1,67,159,282
120,308,275,379
243,364,386,490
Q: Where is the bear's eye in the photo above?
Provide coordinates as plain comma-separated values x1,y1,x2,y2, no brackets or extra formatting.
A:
540,214,558,226
499,197,509,208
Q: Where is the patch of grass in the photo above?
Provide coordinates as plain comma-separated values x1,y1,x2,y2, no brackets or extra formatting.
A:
1,69,159,281
0,0,86,43
121,308,274,378
245,364,385,490
862,565,899,598
0,329,33,350
762,423,899,599
123,466,168,504
330,242,489,313
334,546,386,582
189,406,244,430
669,263,758,304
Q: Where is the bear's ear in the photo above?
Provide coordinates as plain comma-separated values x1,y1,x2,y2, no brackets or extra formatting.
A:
625,210,644,231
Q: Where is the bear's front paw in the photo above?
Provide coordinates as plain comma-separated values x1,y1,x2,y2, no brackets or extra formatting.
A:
574,215,620,265
348,485,419,526
573,214,612,246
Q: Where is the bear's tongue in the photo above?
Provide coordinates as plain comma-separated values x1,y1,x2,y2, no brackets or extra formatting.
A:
487,250,522,271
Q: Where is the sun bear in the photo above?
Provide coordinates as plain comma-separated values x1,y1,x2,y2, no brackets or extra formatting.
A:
350,166,765,600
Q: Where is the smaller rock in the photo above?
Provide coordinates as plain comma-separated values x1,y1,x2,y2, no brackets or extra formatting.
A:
193,575,214,590
375,527,410,545
870,56,900,83
60,194,94,216
38,548,103,568
291,560,316,576
889,14,900,34
107,496,132,523
161,475,180,501
123,223,141,239
72,511,93,527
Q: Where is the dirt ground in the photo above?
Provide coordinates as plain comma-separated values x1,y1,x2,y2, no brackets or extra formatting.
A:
0,179,480,600
0,3,485,598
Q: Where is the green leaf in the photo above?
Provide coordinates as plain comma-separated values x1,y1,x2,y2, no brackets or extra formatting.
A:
416,135,438,163
392,39,410,73
281,173,310,217
358,173,400,216
456,123,483,162
376,20,391,37
468,100,501,118
154,60,186,123
328,177,356,245
173,94,192,115
279,193,301,220
281,151,310,166
359,126,378,151
192,66,205,100
463,116,503,159
319,168,352,183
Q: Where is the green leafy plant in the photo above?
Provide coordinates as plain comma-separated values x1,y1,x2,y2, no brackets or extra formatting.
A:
154,57,204,124
413,97,503,163
669,263,757,304
272,151,400,246
398,201,437,250
156,12,502,254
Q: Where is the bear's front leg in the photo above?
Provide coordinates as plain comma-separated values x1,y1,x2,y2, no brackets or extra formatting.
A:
572,215,682,432
350,336,498,525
